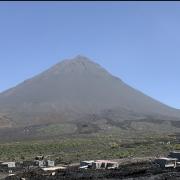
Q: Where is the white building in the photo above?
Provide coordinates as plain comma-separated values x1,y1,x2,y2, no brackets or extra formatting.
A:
1,162,16,168
92,160,119,169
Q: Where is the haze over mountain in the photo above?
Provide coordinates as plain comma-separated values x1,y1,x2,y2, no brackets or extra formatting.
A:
0,56,180,131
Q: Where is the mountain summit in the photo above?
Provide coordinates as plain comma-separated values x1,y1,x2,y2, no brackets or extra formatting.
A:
0,56,180,131
42,55,111,78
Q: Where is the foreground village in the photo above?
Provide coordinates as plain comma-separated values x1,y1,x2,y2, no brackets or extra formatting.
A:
1,150,180,179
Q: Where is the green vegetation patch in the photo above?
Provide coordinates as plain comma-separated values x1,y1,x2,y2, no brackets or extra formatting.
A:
0,134,178,163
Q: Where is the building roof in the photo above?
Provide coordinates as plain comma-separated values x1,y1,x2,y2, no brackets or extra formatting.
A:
42,166,67,171
156,157,178,161
1,162,15,164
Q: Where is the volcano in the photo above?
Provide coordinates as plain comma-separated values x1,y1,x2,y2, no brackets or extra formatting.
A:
0,55,179,136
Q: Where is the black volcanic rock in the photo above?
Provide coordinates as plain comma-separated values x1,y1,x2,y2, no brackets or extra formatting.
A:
0,55,179,127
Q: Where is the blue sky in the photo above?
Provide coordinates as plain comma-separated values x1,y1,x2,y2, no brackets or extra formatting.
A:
0,2,179,109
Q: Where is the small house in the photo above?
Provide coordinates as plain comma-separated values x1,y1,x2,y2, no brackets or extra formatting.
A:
46,160,55,167
92,160,118,170
0,162,16,173
154,157,177,168
1,162,16,168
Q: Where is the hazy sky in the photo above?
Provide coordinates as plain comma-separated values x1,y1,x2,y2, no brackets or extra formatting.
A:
0,2,179,109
